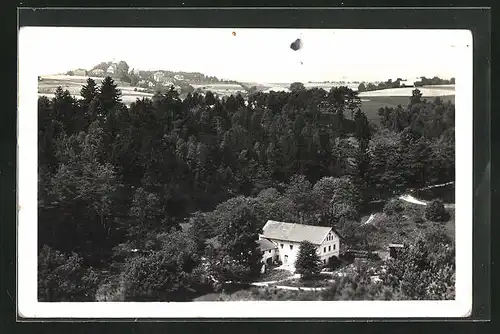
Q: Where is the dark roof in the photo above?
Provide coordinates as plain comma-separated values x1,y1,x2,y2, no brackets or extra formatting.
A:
257,239,277,251
261,220,336,245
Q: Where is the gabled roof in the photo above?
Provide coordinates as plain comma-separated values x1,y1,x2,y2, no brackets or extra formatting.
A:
257,239,277,251
261,220,336,245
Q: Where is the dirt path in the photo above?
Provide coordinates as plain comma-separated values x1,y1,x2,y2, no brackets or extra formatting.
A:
362,213,376,225
399,194,455,209
250,281,329,291
399,194,427,205
250,272,333,291
418,181,454,190
263,285,329,291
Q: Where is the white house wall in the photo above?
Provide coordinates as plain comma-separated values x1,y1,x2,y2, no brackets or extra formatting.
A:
259,230,341,268
271,240,301,266
261,248,277,264
317,231,340,264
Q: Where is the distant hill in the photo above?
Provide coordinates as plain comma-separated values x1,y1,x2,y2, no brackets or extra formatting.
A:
54,60,253,99
63,60,241,87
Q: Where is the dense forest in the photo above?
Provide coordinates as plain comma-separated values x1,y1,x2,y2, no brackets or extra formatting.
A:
38,76,455,302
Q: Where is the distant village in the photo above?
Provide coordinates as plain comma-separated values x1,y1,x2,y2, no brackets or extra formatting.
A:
62,60,242,97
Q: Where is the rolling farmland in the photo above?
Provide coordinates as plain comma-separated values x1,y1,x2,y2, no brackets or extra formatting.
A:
38,75,154,106
358,86,455,123
191,83,246,96
39,76,455,124
360,95,455,123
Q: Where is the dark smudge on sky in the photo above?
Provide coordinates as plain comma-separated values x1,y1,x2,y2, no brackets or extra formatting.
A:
290,38,302,51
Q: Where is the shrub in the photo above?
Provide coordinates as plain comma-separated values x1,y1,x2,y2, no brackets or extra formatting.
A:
383,199,405,216
121,231,208,301
122,251,206,301
415,217,426,229
38,245,100,302
425,200,449,222
95,275,125,301
382,227,455,300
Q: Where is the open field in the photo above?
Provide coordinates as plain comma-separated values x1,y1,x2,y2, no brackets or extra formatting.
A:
192,83,244,90
359,85,455,98
260,82,359,93
192,83,246,97
360,95,455,124
305,82,359,91
38,75,154,106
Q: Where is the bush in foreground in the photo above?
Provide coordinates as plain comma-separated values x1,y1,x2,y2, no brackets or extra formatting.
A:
425,200,449,222
122,231,211,301
38,245,100,302
382,226,455,300
383,198,405,216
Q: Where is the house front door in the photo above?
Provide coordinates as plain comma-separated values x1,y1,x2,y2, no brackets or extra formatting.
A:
284,255,288,264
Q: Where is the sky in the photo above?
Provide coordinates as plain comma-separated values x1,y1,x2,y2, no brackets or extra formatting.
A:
20,27,468,83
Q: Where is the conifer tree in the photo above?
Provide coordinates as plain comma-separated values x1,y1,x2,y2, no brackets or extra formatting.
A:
98,76,122,116
295,240,322,280
80,78,99,105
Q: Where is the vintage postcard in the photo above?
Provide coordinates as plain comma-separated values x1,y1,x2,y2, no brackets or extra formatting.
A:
17,27,472,318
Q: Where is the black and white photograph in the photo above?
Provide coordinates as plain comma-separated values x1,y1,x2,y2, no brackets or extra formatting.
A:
17,26,473,318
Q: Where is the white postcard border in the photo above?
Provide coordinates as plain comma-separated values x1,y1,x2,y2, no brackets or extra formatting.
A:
17,28,473,318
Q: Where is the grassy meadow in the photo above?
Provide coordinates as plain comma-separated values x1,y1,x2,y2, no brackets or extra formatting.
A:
38,75,154,105
360,95,455,123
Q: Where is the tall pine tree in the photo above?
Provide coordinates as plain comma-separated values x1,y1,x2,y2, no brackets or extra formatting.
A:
80,78,99,105
295,240,322,279
98,76,122,116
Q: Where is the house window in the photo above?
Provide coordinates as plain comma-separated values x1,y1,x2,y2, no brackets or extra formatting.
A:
290,245,293,250
323,259,326,264
324,247,326,253
262,251,265,255
333,244,336,250
268,250,271,253
280,244,284,249
329,245,331,251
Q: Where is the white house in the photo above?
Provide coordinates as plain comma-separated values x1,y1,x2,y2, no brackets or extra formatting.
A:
106,64,117,74
162,81,175,87
174,74,185,81
259,220,341,270
90,68,105,76
153,71,165,82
